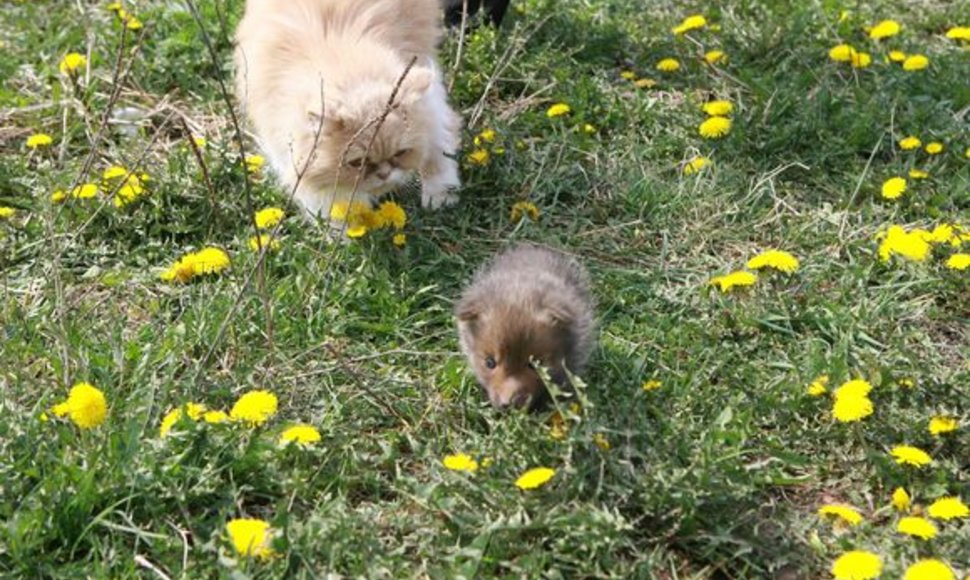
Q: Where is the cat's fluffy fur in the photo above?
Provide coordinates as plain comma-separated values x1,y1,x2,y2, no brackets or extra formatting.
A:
456,244,596,410
234,0,461,217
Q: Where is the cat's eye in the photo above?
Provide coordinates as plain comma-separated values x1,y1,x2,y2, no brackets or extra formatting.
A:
394,148,411,158
346,158,364,169
484,356,497,370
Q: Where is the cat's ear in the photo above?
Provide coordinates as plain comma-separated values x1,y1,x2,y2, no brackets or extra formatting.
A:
398,66,434,106
537,303,573,328
455,296,481,323
307,108,345,133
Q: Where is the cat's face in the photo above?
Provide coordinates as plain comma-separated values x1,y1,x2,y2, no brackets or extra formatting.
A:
295,68,434,195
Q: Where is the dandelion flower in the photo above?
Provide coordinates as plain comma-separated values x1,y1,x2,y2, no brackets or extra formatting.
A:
546,103,571,118
593,433,611,450
899,136,921,150
112,177,145,208
945,253,970,270
890,445,932,467
63,382,108,429
806,375,829,396
683,156,710,175
928,416,958,436
746,249,799,273
582,123,596,134
656,58,681,72
71,184,99,199
704,50,727,64
226,518,275,559
926,497,969,520
672,14,706,35
897,516,938,540
850,51,872,68
192,136,207,148
642,379,662,391
620,70,636,80
102,165,129,181
248,234,281,252
26,133,53,149
634,78,657,89
124,15,143,30
230,390,278,426
279,424,321,446
869,19,901,39
466,148,490,166
59,53,87,75
818,504,863,526
880,177,907,200
204,410,229,424
829,44,856,62
904,560,955,580
515,467,556,490
833,394,873,422
831,551,882,580
702,100,733,116
0,207,15,219
549,411,568,440
945,26,970,41
888,50,907,62
254,207,284,229
897,378,915,388
474,128,497,145
392,233,406,247
698,116,731,139
878,225,931,262
903,55,929,71
244,154,265,174
834,379,872,400
159,402,207,437
376,201,407,230
892,487,911,511
51,190,66,203
924,142,943,154
709,270,756,292
908,169,928,180
510,201,540,222
443,453,479,473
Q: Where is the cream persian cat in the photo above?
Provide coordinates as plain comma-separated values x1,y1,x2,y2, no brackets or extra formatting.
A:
234,0,461,218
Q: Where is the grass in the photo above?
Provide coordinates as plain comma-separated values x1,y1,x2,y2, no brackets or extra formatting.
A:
1,0,968,577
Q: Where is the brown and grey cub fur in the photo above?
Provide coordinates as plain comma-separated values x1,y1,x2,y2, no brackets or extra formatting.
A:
455,244,595,409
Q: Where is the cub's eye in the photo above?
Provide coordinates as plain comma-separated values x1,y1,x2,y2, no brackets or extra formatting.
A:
484,356,497,370
394,148,411,158
346,158,364,169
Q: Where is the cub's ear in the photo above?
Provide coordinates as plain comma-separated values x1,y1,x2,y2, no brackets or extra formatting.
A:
398,66,434,106
307,108,345,134
455,296,481,323
538,303,573,328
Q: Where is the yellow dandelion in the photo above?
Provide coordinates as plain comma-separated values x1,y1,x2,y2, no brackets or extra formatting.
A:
924,141,943,154
672,14,706,35
834,379,872,400
549,411,568,440
593,433,611,451
192,136,207,148
709,270,756,292
904,560,955,580
392,233,406,247
832,395,873,422
51,190,66,203
466,148,490,166
880,177,907,200
897,378,915,388
698,116,731,139
58,53,87,75
928,416,958,436
946,26,970,41
230,390,278,426
254,207,284,229
192,247,231,276
51,402,70,418
903,55,929,71
878,225,931,262
704,50,727,65
634,78,657,89
831,551,882,580
582,123,596,134
474,128,497,146
63,382,108,429
702,100,733,116
899,136,921,150
926,497,969,520
510,201,540,223
924,223,956,244
656,58,681,72
818,504,863,526
226,518,275,559
376,201,407,230
892,487,911,512
869,19,901,39
112,181,145,208
641,379,662,392
746,249,799,273
945,253,970,270
71,183,99,199
683,156,710,175
888,50,907,62
546,103,571,118
279,424,321,446
248,234,281,252
850,51,872,68
829,44,856,62
806,375,829,396
897,516,938,540
244,154,265,174
124,16,143,30
442,453,479,473
908,169,928,180
620,70,636,80
203,410,229,424
0,207,15,219
102,165,129,181
515,467,556,490
890,445,932,467
159,402,207,437
26,133,53,149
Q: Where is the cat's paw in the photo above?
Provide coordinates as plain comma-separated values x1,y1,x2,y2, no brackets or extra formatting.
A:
421,186,459,209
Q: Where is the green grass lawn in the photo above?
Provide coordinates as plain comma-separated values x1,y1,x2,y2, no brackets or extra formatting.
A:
1,0,968,577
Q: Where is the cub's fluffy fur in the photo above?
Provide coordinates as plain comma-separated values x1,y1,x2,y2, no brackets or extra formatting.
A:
456,244,595,409
234,0,461,218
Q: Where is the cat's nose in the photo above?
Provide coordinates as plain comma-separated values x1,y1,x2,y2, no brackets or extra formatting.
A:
376,163,391,179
